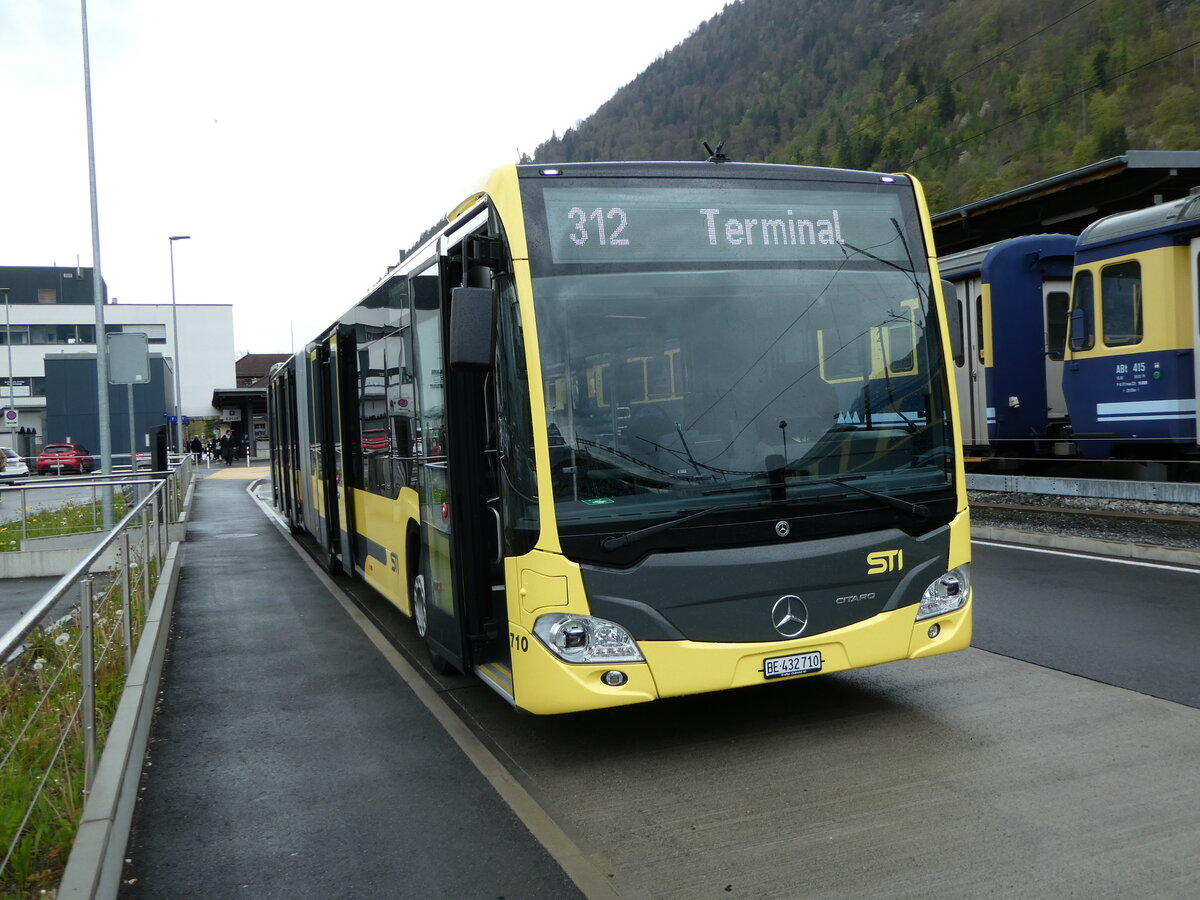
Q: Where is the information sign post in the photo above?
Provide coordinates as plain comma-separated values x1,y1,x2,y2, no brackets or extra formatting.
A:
108,333,151,470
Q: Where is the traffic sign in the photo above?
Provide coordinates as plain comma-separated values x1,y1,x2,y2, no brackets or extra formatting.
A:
2,408,16,425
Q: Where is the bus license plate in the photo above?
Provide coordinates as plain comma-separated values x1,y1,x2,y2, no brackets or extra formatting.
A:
763,650,823,680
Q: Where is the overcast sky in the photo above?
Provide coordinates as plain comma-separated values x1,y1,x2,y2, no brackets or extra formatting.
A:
1,0,732,355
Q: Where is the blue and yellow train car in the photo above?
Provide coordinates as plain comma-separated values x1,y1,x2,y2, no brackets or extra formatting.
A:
1065,192,1200,458
939,234,1077,454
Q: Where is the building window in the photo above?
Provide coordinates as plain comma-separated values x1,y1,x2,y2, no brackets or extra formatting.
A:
28,324,96,345
38,288,57,304
107,323,166,344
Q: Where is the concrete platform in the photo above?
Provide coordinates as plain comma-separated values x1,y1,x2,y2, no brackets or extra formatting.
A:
117,475,583,899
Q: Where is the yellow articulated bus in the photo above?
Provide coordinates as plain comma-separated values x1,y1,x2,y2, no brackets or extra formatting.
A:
268,160,973,715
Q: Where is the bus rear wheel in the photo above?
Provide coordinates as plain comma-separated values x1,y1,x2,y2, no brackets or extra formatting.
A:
411,570,428,638
411,563,458,675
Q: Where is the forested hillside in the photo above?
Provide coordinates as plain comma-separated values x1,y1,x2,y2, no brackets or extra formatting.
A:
528,0,1200,210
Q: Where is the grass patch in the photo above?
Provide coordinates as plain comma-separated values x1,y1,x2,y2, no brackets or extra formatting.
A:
0,496,131,553
1,560,150,897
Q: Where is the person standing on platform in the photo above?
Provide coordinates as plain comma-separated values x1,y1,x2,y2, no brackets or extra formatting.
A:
220,430,235,466
190,436,203,463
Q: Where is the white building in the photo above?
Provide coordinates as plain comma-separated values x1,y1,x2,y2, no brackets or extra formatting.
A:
1,266,235,449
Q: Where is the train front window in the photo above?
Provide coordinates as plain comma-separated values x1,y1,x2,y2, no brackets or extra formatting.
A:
522,175,955,532
1101,261,1142,347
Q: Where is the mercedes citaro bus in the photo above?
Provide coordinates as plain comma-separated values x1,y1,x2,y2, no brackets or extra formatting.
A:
268,160,972,714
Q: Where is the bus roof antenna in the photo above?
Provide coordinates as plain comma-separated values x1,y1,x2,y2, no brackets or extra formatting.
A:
703,141,728,163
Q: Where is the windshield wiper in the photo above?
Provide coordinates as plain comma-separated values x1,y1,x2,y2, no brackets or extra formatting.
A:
600,499,775,552
704,471,931,519
602,473,932,550
828,476,929,519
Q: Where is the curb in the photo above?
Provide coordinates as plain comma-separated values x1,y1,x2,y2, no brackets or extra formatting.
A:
57,479,192,898
972,525,1200,568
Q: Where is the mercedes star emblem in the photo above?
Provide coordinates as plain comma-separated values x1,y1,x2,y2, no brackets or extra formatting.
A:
775,520,791,538
771,594,809,638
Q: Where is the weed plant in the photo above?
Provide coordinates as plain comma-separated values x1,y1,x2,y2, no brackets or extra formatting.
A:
1,553,151,898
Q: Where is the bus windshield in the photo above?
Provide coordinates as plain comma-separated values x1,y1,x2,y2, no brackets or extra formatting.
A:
521,173,955,529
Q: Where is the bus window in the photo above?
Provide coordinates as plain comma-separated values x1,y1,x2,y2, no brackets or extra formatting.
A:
495,277,539,554
1101,261,1142,346
357,335,393,497
1045,290,1069,360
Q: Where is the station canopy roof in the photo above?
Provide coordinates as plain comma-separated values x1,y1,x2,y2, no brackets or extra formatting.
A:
931,151,1200,255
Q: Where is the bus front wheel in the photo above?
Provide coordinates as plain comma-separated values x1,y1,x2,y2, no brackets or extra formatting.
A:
411,570,429,638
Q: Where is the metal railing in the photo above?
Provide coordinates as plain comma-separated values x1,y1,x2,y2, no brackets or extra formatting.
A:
0,458,191,893
0,455,190,546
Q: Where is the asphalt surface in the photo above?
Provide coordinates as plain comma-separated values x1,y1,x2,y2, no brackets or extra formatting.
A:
120,472,582,899
334,504,1200,898
108,472,1200,898
0,575,67,637
971,540,1200,707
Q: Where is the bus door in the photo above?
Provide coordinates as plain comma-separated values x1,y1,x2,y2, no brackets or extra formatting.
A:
408,242,508,676
296,350,319,537
313,338,351,573
410,266,467,670
333,328,358,571
269,372,293,523
444,242,508,680
953,277,989,447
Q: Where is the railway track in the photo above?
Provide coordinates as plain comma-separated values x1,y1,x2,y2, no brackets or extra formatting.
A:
969,490,1200,553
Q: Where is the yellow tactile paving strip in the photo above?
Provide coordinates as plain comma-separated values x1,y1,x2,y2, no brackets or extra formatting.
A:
205,466,271,480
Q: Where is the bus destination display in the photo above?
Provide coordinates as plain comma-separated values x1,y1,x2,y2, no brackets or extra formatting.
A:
542,185,910,266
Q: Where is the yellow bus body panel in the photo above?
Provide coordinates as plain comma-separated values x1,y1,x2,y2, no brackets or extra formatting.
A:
507,601,971,716
353,485,420,616
506,511,973,715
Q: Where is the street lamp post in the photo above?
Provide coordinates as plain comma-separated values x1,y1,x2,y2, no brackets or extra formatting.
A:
1,288,13,419
168,235,190,454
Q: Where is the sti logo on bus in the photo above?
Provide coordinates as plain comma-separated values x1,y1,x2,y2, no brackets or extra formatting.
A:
867,549,904,575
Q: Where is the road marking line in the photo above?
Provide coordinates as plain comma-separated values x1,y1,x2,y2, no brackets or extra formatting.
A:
973,539,1200,574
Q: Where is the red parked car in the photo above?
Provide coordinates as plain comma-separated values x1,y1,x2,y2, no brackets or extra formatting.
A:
37,442,96,475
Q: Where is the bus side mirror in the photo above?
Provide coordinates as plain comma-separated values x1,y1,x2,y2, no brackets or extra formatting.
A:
449,287,495,371
940,280,964,366
1067,308,1086,351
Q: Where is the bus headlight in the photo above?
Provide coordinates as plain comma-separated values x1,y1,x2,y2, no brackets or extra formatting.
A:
916,565,970,621
532,613,645,664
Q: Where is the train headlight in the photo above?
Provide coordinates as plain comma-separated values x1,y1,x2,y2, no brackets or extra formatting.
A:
916,565,971,621
532,613,645,664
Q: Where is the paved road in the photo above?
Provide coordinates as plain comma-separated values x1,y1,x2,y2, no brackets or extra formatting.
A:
125,479,1200,899
0,575,67,637
356,536,1200,899
971,540,1200,707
